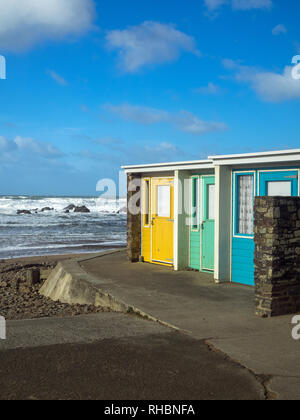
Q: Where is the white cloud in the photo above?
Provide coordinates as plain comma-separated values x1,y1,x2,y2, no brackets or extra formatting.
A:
272,24,287,36
249,67,300,102
204,0,228,11
47,70,68,86
106,21,199,73
0,135,63,163
95,136,124,146
223,59,300,102
205,0,272,12
103,104,170,125
79,140,187,166
231,0,272,10
194,82,223,95
0,0,95,51
175,111,228,134
103,103,228,135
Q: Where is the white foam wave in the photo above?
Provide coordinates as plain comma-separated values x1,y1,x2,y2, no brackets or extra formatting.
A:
0,196,127,215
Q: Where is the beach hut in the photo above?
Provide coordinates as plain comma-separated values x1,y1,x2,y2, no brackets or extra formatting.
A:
210,149,300,286
122,159,215,272
122,148,300,287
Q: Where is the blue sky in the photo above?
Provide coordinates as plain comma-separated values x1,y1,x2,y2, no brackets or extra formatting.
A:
0,0,299,196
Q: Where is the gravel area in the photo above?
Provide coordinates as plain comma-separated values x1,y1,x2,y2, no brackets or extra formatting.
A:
0,255,110,320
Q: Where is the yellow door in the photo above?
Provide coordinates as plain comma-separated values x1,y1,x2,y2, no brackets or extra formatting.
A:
151,178,174,265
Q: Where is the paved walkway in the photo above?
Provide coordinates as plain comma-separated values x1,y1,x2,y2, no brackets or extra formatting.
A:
79,250,300,400
0,313,265,400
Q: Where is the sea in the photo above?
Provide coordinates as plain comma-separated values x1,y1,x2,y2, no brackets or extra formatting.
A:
0,196,127,259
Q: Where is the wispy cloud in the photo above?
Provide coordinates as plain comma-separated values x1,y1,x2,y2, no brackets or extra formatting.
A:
204,0,228,12
103,104,170,125
231,0,272,10
205,0,272,12
95,136,124,146
0,135,64,165
106,21,200,73
79,140,189,166
194,82,224,95
223,59,300,102
47,70,68,86
272,24,287,36
103,103,228,135
0,0,95,51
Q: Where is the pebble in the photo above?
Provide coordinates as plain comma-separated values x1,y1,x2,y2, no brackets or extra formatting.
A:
0,261,110,321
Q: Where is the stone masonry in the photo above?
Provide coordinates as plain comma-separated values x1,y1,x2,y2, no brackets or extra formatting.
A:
254,196,300,317
127,173,141,262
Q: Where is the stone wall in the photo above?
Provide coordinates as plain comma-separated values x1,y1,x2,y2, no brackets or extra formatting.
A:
254,196,300,317
127,174,141,262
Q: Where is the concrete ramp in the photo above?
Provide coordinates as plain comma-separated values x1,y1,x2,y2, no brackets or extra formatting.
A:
40,250,181,330
39,254,127,313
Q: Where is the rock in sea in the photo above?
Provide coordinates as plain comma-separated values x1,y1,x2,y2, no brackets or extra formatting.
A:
63,204,76,211
74,206,90,213
17,210,31,215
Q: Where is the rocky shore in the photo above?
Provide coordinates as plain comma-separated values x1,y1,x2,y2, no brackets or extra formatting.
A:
17,204,92,215
0,255,110,320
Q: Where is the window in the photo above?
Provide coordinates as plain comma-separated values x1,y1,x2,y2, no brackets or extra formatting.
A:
157,185,170,218
144,180,150,226
267,181,292,197
207,184,215,220
192,177,199,230
237,175,254,235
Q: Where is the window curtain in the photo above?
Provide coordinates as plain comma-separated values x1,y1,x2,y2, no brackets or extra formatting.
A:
238,175,254,235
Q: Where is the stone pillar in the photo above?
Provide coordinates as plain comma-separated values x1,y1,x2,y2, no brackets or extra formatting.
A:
127,173,141,262
254,197,300,317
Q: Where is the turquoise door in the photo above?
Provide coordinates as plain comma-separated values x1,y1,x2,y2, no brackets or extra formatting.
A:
232,169,299,286
189,175,215,272
201,177,215,271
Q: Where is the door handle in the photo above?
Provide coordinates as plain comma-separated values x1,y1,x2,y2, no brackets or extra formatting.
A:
201,221,206,230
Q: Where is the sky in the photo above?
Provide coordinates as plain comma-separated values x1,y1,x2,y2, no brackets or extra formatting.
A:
0,0,299,196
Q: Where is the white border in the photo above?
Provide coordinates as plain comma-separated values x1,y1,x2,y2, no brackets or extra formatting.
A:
201,175,215,272
151,176,174,266
232,170,256,240
257,168,300,196
190,176,200,233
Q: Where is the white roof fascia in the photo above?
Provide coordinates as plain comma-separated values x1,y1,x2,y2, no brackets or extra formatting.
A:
122,160,214,174
209,149,300,166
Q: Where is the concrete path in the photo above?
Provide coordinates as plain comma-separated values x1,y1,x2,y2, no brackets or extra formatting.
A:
0,313,168,350
76,250,300,400
0,314,265,400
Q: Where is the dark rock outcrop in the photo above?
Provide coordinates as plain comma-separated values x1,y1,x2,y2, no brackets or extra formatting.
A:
63,205,76,211
17,210,31,215
74,206,90,213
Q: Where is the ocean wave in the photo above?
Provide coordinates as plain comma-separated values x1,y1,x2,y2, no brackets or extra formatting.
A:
0,195,127,259
0,195,127,215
